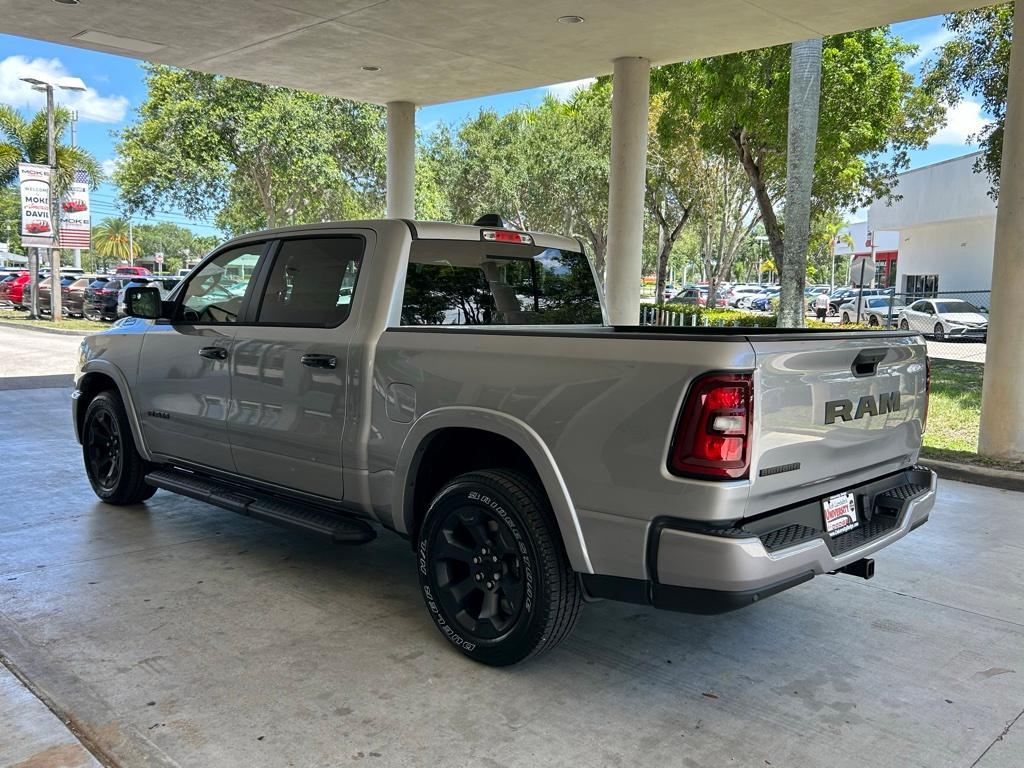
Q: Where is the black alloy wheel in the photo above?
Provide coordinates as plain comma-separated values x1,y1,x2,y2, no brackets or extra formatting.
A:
429,503,526,640
417,470,582,666
83,391,156,505
86,407,122,493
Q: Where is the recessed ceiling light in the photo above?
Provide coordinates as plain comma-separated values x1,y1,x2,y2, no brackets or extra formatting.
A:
361,65,381,72
53,0,81,5
557,15,585,24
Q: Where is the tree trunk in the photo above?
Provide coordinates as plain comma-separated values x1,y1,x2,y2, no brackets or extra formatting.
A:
779,38,823,327
653,204,690,304
732,129,784,266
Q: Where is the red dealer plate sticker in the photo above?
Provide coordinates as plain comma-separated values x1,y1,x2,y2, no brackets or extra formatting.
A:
822,492,859,537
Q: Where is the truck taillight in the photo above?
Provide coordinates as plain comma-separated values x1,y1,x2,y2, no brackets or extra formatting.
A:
923,356,932,432
669,373,753,480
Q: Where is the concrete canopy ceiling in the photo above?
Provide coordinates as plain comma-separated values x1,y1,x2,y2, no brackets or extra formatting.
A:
0,0,979,105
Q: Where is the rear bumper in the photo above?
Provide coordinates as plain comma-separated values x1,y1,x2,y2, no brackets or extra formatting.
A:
582,466,936,614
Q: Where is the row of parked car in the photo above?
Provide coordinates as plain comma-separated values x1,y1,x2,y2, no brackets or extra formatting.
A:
0,267,180,321
662,283,834,312
659,281,989,339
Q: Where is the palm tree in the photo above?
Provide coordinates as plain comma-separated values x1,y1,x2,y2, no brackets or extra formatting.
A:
0,105,102,196
779,38,823,327
92,218,139,263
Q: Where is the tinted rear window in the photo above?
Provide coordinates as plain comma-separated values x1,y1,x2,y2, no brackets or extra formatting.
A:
400,241,602,326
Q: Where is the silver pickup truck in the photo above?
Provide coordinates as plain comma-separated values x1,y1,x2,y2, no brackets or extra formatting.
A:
73,218,937,666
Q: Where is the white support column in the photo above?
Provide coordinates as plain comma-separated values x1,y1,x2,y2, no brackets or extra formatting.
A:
979,1,1024,460
605,57,650,326
386,101,416,219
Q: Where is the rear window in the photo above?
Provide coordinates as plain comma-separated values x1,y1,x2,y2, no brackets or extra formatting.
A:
400,241,602,326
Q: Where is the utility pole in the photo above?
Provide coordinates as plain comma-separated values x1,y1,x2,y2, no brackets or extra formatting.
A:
70,109,81,271
128,218,134,265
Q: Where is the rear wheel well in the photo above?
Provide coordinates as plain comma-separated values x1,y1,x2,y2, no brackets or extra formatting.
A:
408,428,542,542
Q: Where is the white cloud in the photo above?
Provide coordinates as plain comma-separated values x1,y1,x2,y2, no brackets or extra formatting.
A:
545,77,597,101
0,55,129,123
909,28,954,65
932,100,986,146
101,157,120,178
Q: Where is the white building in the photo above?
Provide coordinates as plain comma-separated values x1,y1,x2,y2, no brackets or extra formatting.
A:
868,152,997,294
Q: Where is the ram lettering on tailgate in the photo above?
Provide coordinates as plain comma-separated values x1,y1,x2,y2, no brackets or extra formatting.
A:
824,391,902,425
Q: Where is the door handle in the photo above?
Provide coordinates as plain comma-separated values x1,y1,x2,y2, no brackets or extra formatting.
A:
198,346,228,360
301,353,337,370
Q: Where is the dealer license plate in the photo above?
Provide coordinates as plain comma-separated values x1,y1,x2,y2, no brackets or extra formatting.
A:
822,492,859,537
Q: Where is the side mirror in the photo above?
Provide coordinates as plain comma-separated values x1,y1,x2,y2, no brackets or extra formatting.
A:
125,286,162,319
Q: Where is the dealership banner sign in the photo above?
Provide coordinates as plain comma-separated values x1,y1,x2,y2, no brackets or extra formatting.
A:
59,169,91,249
18,162,55,248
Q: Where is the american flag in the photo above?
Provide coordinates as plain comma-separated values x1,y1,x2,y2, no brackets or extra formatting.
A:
58,170,91,249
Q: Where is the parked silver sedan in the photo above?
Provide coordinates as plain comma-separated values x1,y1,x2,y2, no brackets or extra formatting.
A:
838,295,905,327
897,298,988,340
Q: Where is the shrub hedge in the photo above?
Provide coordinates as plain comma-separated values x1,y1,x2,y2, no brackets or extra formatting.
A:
641,303,872,330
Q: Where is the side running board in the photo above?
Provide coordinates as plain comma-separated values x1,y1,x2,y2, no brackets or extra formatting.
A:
145,468,377,544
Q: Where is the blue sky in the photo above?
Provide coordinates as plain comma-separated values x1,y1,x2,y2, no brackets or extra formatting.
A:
0,14,987,236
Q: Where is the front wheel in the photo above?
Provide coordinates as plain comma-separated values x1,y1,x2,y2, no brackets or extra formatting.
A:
417,469,582,666
933,323,946,341
899,319,910,330
83,390,156,505
841,312,851,325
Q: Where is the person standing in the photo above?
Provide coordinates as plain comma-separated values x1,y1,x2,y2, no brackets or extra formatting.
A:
814,291,830,321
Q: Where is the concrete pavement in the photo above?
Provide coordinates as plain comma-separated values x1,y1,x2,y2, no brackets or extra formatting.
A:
0,665,101,768
0,325,84,389
0,382,1022,767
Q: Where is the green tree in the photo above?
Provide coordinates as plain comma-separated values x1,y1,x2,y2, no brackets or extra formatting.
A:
423,86,613,277
92,218,139,264
115,65,386,235
0,105,102,194
654,28,942,290
923,4,1014,197
131,222,220,272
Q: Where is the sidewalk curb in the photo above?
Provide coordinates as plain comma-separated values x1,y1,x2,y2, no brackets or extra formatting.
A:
0,320,91,336
920,458,1024,493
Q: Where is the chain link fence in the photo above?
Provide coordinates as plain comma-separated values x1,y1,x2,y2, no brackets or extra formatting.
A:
833,289,989,365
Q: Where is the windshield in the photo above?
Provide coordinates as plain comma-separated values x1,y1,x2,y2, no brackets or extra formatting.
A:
935,300,982,313
402,241,602,326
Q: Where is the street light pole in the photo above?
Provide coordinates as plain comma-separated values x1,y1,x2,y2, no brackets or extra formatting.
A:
20,72,86,321
44,83,63,322
71,109,81,271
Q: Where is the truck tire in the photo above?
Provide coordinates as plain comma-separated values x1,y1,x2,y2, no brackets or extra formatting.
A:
416,469,582,666
82,390,156,505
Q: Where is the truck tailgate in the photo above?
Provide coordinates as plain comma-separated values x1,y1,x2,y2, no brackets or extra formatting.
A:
747,332,927,516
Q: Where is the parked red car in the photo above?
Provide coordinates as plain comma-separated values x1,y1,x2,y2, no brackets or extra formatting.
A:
114,266,152,277
2,272,37,309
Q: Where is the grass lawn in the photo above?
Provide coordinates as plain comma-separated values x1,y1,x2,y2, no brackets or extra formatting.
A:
0,308,102,332
921,359,1023,473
